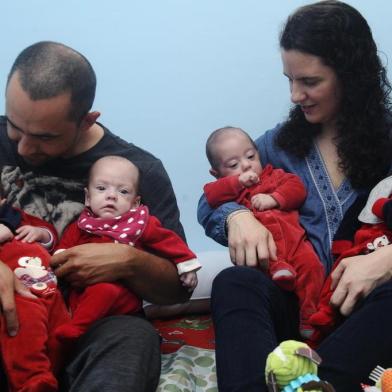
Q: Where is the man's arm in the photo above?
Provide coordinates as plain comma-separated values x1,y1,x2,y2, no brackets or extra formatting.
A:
51,243,190,304
139,160,186,241
52,216,191,303
0,202,21,233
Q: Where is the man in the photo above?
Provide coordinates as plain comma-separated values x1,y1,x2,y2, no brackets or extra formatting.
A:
0,41,189,391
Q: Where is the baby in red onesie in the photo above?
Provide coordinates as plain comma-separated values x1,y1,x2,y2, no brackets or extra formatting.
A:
204,126,325,339
309,174,392,345
54,155,201,341
0,199,69,392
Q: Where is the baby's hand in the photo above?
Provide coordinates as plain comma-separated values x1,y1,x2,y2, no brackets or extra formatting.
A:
15,225,51,244
180,271,198,292
239,171,259,187
0,224,14,244
251,194,278,211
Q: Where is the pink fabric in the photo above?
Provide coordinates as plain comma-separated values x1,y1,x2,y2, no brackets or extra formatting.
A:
77,205,149,246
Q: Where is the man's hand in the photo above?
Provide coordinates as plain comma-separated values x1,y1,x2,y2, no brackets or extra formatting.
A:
0,224,14,244
251,194,278,211
15,225,51,244
51,242,189,304
238,171,259,188
330,245,392,316
227,211,276,269
0,261,36,336
51,243,131,287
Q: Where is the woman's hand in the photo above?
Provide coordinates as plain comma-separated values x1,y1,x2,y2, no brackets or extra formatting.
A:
226,211,276,269
330,245,392,316
0,261,36,336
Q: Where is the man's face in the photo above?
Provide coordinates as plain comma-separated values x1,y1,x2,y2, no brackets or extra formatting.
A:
5,73,83,166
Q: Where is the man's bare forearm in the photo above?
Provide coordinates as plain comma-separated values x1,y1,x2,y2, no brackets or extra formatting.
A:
122,245,191,304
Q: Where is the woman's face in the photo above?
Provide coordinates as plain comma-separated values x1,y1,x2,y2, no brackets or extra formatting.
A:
281,49,342,129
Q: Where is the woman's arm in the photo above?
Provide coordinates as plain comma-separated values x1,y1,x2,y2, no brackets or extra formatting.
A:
197,193,245,246
197,194,276,267
226,211,277,268
330,244,392,315
0,261,36,336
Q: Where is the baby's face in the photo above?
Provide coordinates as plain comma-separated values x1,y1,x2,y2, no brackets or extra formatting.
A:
212,131,263,178
86,159,140,219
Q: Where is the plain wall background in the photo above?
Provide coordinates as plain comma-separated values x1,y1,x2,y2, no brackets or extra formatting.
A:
1,1,391,252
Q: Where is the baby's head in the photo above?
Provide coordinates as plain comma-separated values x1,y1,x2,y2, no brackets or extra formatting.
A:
85,155,141,219
206,126,262,178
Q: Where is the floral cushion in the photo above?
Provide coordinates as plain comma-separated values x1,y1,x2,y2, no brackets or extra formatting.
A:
153,314,217,391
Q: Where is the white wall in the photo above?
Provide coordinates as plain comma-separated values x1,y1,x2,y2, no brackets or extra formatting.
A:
1,1,391,252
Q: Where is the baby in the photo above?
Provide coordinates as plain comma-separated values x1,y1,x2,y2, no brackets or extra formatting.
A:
54,155,201,340
0,197,69,391
309,174,392,344
204,126,325,339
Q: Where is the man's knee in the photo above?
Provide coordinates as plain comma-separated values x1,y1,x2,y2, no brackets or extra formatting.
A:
81,315,159,348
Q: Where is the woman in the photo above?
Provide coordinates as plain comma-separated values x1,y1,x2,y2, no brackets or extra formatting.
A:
197,1,392,391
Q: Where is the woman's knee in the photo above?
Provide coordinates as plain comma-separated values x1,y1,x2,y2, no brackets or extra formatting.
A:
212,266,271,294
211,266,274,312
365,280,392,304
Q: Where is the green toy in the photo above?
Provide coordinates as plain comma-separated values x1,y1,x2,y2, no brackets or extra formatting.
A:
265,340,335,392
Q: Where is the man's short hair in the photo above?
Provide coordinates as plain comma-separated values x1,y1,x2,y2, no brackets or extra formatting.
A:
7,41,96,122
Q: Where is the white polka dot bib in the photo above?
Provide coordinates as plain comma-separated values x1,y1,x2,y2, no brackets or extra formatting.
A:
77,206,149,246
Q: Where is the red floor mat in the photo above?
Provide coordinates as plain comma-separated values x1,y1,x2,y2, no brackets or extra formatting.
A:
152,314,215,354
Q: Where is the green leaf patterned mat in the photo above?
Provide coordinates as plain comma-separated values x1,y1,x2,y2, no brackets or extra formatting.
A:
157,345,217,391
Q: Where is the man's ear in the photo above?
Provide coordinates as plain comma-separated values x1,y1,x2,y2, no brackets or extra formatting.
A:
84,187,90,207
80,111,101,131
209,168,219,179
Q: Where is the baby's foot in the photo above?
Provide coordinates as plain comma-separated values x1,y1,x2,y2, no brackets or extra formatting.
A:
270,261,297,291
54,323,85,342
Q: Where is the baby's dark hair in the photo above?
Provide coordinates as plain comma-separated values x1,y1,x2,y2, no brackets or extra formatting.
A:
88,155,140,192
206,126,258,169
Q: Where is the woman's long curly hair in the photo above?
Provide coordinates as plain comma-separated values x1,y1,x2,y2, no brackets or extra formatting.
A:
277,0,392,189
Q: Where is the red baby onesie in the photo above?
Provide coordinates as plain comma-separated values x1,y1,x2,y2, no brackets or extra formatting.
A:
54,205,200,341
204,165,325,337
309,196,392,345
0,211,69,392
